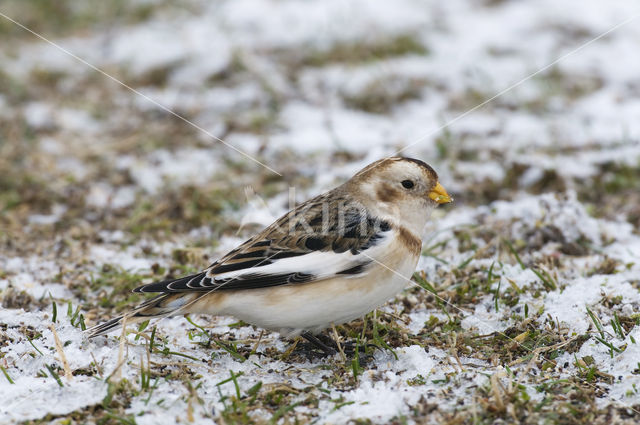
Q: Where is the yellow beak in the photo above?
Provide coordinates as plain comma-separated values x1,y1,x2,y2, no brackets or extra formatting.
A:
428,182,453,204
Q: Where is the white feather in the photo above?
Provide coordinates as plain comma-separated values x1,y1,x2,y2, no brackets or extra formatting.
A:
209,231,395,282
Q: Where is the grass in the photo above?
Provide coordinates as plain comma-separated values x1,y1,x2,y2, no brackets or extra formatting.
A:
212,370,312,424
88,266,154,313
0,0,158,40
342,76,428,114
390,225,639,423
1,365,15,384
290,34,428,68
45,364,64,387
122,184,244,237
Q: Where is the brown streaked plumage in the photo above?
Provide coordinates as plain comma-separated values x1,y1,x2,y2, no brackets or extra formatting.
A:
87,157,452,354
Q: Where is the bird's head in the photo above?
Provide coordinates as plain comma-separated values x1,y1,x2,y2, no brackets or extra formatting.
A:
347,157,452,234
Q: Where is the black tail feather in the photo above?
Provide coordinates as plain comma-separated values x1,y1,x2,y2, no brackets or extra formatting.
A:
86,315,125,338
86,293,187,338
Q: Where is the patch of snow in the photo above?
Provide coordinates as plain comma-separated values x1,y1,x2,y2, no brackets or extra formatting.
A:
116,149,222,194
87,183,137,209
28,204,67,225
89,245,154,272
23,102,56,130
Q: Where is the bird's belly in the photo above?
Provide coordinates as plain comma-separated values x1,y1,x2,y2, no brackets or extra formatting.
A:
213,253,419,336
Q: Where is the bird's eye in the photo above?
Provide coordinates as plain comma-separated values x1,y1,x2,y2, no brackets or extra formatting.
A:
401,180,414,189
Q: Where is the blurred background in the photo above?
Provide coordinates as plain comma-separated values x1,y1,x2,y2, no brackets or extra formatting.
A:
1,0,639,256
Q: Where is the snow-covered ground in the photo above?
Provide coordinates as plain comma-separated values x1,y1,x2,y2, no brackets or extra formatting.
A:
1,0,640,423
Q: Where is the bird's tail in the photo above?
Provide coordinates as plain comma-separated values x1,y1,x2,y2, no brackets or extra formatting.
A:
86,293,201,338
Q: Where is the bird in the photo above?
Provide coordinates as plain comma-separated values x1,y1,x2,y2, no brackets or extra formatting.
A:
87,157,452,354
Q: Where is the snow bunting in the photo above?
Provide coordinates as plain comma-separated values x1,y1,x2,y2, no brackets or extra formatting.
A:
88,157,452,352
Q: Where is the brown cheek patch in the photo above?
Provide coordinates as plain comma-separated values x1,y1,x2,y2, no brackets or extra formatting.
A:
397,226,422,255
376,183,400,203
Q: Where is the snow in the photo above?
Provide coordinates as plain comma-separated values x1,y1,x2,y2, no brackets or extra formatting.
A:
544,274,640,335
115,149,223,194
88,245,156,272
28,204,68,225
321,346,443,423
87,183,137,209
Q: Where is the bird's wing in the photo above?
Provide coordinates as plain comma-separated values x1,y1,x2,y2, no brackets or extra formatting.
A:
134,194,396,294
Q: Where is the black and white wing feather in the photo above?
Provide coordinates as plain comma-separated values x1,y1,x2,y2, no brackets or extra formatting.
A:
134,193,392,294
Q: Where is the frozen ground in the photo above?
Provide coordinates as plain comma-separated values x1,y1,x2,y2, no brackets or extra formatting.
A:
1,0,640,423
